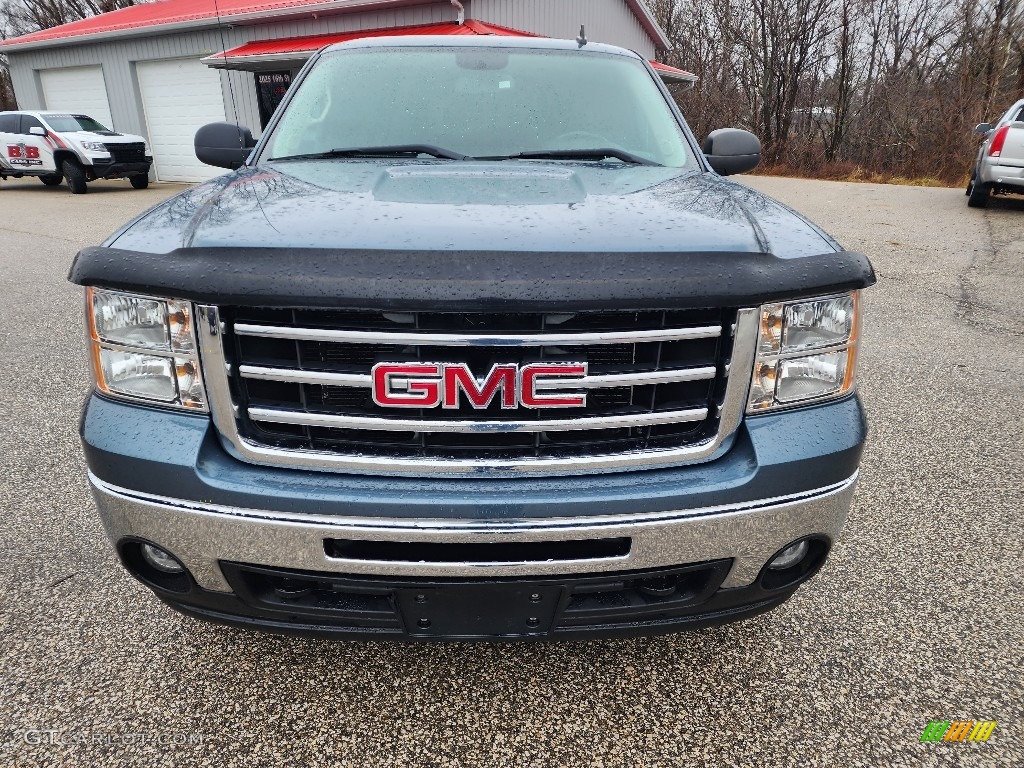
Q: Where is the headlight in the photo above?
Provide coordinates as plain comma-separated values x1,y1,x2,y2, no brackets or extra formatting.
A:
80,141,110,153
86,288,207,411
747,291,860,412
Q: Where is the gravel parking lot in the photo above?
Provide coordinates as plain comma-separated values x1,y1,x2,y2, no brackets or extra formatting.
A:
0,175,1021,768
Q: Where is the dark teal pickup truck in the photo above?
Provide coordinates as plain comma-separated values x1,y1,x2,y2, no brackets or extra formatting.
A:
70,35,873,640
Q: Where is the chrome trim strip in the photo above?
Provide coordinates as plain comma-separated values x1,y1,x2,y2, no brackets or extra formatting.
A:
94,339,177,358
760,340,855,362
237,364,718,390
240,366,372,388
89,471,857,591
90,470,857,532
247,406,710,433
197,306,759,476
558,366,717,389
233,323,722,346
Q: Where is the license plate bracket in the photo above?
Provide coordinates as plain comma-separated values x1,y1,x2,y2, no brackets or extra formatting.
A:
395,583,563,639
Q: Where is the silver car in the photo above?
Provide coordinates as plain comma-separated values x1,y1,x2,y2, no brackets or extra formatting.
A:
968,98,1024,208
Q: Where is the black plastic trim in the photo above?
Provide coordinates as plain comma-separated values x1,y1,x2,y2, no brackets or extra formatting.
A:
110,556,835,642
324,537,632,563
88,161,152,180
153,566,802,641
68,247,875,311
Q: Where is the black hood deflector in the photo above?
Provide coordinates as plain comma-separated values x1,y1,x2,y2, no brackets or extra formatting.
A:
69,247,875,311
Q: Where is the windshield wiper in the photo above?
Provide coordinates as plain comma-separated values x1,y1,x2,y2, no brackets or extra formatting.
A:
476,148,661,166
269,144,470,162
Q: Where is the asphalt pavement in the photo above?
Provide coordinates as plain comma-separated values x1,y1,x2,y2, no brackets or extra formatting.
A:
0,174,1021,767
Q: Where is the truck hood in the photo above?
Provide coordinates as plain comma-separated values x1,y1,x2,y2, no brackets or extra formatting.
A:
108,160,840,257
61,130,146,144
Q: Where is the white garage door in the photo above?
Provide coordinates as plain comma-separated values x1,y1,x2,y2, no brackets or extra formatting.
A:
137,58,227,182
40,66,114,129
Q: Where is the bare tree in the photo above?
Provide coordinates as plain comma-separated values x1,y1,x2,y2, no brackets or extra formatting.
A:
1,0,135,37
650,0,1024,183
1,14,16,110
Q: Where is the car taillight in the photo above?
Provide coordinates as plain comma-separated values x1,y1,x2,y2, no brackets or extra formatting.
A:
988,126,1010,157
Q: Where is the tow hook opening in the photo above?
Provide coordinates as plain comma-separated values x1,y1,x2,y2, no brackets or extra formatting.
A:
635,574,684,598
118,538,192,593
759,536,831,591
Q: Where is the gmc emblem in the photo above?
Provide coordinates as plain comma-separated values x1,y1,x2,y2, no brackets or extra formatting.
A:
372,362,588,409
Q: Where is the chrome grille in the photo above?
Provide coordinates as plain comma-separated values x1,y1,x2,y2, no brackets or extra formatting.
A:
197,306,759,476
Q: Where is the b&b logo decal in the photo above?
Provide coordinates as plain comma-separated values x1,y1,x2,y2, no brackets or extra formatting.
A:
7,144,43,166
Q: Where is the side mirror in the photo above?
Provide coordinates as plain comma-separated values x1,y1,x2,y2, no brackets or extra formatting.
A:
29,126,46,137
195,122,257,170
975,123,993,135
703,128,761,176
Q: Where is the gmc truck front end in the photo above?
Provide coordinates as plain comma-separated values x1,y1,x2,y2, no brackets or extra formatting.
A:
70,36,873,640
75,255,870,640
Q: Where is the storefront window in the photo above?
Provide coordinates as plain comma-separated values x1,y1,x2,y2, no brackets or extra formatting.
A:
255,71,293,128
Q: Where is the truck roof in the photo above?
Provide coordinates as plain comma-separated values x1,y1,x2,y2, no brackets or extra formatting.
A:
322,34,643,61
0,110,95,116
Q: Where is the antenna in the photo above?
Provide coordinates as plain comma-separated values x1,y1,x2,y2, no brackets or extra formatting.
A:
576,25,588,47
212,0,242,146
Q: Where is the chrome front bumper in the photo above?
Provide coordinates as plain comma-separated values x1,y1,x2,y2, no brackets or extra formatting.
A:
90,471,858,593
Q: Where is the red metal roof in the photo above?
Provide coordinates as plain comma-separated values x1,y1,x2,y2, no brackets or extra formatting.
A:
0,0,673,51
204,20,534,62
0,0,424,49
201,20,697,83
0,0,694,83
649,61,699,83
1,0,675,54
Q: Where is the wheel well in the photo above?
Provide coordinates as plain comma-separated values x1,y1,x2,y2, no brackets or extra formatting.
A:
54,150,82,169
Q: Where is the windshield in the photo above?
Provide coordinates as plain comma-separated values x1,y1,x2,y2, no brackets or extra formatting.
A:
45,114,110,132
265,46,692,167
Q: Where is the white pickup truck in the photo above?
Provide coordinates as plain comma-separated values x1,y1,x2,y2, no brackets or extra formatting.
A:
0,110,153,194
968,98,1024,208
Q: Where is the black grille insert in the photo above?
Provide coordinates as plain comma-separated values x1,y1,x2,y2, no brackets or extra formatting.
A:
324,537,631,563
104,142,146,163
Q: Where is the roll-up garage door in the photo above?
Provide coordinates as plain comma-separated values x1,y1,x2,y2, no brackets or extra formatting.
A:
137,58,228,182
40,66,114,129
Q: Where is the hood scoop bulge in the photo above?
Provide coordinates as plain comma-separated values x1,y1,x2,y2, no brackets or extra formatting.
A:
372,165,587,205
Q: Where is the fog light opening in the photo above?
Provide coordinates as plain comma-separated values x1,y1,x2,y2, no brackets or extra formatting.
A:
759,536,831,591
140,543,185,574
119,539,192,593
768,540,809,571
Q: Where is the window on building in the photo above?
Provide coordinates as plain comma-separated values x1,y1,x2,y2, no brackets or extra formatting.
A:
255,71,293,129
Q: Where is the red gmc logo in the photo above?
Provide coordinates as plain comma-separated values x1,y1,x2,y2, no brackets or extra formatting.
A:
372,362,588,409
